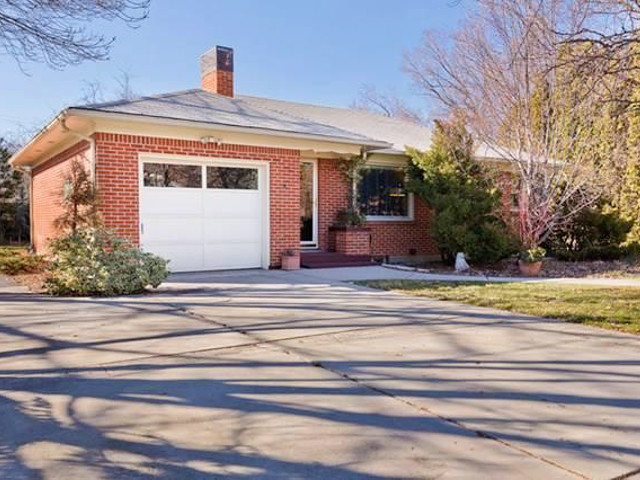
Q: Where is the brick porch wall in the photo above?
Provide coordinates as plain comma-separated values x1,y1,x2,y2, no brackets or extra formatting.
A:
317,158,439,258
317,158,349,249
31,141,91,253
93,133,300,268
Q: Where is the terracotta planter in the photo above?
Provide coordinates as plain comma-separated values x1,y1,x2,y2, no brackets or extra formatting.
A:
281,254,300,271
329,226,371,255
518,260,542,276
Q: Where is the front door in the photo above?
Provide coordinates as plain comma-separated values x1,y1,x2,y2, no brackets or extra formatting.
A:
300,160,317,247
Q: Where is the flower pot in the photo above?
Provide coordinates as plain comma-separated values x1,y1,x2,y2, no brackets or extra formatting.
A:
518,260,542,276
281,254,300,271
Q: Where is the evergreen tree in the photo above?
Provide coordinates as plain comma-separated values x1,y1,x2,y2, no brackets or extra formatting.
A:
0,139,27,243
407,117,511,264
619,45,640,242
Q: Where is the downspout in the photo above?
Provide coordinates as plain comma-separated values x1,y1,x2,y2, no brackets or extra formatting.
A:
59,113,97,182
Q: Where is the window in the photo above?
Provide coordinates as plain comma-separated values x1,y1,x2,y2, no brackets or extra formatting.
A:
143,163,201,188
207,166,258,190
511,178,521,210
358,167,409,218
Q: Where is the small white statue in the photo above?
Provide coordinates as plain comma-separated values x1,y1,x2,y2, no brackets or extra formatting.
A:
455,252,470,272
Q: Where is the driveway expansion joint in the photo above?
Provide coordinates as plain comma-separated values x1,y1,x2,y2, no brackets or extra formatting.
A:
170,299,590,480
611,467,640,480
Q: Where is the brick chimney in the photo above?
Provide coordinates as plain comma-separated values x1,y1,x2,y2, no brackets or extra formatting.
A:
200,45,234,97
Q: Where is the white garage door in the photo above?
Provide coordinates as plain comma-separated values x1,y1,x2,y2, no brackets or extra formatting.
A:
139,157,268,272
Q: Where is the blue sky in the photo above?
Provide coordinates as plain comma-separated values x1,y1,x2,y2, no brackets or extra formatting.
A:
0,0,468,140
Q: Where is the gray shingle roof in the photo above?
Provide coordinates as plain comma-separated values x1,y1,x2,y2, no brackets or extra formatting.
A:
72,89,388,146
71,90,515,161
239,95,432,153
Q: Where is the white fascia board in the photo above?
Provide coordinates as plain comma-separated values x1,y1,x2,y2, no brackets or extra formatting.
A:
67,108,391,150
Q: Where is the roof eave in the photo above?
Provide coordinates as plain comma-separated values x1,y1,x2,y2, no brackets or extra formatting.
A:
68,107,392,150
9,110,68,168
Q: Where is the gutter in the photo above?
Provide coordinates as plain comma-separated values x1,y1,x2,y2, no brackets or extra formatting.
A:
59,112,96,181
67,107,392,150
8,111,66,168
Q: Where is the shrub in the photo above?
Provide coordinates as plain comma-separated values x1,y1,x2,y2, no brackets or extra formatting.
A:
553,244,639,262
407,118,513,264
334,208,366,227
45,228,169,296
0,247,45,275
519,247,546,263
545,208,634,261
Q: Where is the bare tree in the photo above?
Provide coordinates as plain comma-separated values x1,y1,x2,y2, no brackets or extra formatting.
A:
0,0,150,70
352,84,427,124
79,70,139,105
114,70,138,101
553,0,640,91
404,0,625,248
80,80,105,105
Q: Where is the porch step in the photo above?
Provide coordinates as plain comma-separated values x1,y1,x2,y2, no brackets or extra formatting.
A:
300,251,375,269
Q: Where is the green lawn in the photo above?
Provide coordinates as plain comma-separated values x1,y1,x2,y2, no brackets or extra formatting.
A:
356,280,640,335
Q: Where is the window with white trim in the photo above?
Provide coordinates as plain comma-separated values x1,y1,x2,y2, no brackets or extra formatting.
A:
358,166,410,218
207,166,258,190
143,163,202,188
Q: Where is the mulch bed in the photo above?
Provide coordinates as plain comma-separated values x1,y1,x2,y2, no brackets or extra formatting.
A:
11,272,47,292
403,257,640,279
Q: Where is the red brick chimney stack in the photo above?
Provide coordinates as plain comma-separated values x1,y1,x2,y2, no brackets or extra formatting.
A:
200,45,234,97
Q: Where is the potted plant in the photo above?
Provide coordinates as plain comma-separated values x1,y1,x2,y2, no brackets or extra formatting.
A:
329,208,371,255
281,249,300,271
334,208,366,228
518,246,546,276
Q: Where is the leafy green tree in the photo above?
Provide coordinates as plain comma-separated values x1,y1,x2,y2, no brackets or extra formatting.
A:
407,118,512,264
0,139,27,243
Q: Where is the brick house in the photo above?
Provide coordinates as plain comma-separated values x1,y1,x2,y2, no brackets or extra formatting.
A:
10,46,510,272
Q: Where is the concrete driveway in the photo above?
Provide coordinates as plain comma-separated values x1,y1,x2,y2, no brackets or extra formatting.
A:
1,269,639,479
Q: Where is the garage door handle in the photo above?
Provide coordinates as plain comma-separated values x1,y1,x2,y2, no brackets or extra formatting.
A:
140,222,144,235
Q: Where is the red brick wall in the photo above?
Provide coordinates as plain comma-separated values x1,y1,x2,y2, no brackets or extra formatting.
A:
93,133,300,267
318,158,349,249
495,170,520,232
332,228,372,255
31,141,90,253
368,199,437,257
317,158,439,258
201,71,233,97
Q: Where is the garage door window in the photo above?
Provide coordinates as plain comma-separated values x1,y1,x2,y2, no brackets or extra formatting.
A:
143,163,202,188
207,166,258,190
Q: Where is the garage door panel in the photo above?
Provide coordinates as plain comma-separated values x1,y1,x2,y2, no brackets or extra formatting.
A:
203,191,261,217
141,189,203,216
144,217,204,244
140,160,266,272
204,242,262,270
146,245,204,272
204,219,262,242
